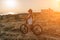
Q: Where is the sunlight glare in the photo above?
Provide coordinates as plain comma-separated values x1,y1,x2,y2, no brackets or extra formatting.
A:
5,0,17,8
8,12,15,14
56,0,60,2
53,0,60,9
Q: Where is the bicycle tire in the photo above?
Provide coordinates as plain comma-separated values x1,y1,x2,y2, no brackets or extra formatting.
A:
20,24,28,34
32,24,42,35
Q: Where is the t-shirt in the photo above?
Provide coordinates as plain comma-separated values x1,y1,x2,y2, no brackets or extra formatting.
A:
27,17,32,25
27,14,33,25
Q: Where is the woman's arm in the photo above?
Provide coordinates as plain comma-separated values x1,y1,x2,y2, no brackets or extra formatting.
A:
25,14,31,20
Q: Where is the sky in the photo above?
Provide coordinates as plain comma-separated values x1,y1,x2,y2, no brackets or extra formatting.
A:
0,0,60,13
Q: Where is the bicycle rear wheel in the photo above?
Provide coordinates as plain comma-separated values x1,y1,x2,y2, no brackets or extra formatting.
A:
32,24,42,35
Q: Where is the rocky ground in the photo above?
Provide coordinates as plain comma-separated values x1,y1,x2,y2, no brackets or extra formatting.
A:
0,13,60,40
0,22,60,40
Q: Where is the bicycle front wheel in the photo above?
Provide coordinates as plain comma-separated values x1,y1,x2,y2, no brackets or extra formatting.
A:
20,24,28,34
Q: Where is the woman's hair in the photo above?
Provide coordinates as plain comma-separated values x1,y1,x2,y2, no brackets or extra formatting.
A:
28,9,32,13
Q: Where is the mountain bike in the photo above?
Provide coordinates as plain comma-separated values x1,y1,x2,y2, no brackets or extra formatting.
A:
20,18,42,35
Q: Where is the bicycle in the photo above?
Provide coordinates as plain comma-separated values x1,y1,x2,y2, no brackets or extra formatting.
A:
20,18,42,35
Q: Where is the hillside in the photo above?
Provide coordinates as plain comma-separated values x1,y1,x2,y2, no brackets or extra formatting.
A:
0,12,60,40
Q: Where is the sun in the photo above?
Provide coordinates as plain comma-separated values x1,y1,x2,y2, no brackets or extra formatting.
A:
5,0,17,8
